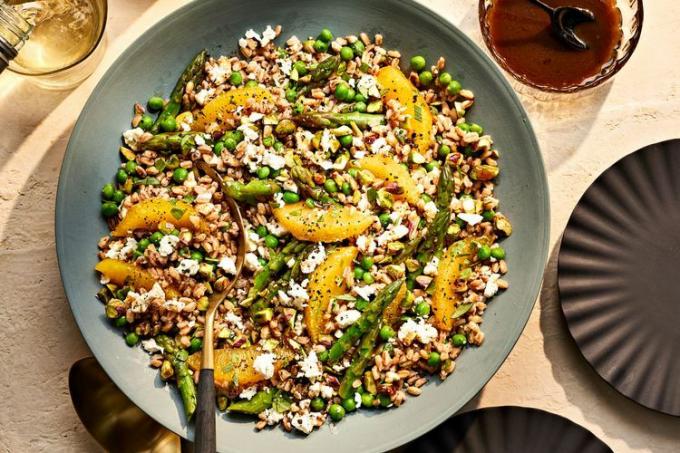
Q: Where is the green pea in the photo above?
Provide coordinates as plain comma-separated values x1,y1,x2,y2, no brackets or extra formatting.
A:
311,397,325,412
190,250,203,261
213,141,225,156
232,130,245,143
329,403,345,421
361,256,373,271
447,80,462,96
452,333,467,347
305,198,316,208
101,183,115,200
189,337,203,354
273,141,284,151
482,210,495,221
125,160,137,175
380,325,395,341
348,168,358,179
147,96,164,112
313,39,328,53
353,267,365,280
335,83,350,101
361,393,374,408
378,212,391,228
172,167,189,183
318,350,329,362
438,144,451,158
293,61,308,76
139,115,154,131
255,166,270,180
362,272,374,284
458,122,471,132
345,87,356,102
116,169,128,184
264,235,279,248
477,244,491,260
424,161,438,172
285,87,297,102
490,246,506,260
230,71,243,86
415,301,430,317
110,191,124,205
340,46,354,61
438,72,452,86
137,238,151,252
427,351,441,367
354,101,367,112
341,182,351,195
342,397,357,412
224,136,237,151
324,179,338,193
150,232,163,244
262,135,274,147
339,135,353,147
351,40,365,56
410,55,426,72
419,70,433,86
354,94,366,103
101,202,118,218
469,123,484,135
114,316,127,328
160,116,176,132
318,28,334,43
282,191,300,204
245,79,259,87
125,332,139,347
378,394,391,408
255,225,268,237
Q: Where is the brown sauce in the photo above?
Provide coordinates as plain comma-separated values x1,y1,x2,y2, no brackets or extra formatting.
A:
487,0,621,89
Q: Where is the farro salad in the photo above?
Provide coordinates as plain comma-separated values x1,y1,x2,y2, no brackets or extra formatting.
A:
95,25,512,435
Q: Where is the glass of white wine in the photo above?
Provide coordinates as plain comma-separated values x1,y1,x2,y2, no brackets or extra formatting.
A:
6,0,107,89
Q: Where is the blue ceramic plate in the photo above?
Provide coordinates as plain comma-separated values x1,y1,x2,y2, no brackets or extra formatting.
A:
56,1,549,451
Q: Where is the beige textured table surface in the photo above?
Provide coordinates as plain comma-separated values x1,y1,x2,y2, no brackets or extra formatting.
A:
1,1,679,451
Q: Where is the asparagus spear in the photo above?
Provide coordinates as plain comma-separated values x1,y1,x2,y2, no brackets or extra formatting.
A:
223,178,281,204
155,335,197,419
338,323,381,399
293,112,385,130
241,240,303,307
327,279,404,364
151,50,207,134
143,132,207,155
415,163,454,264
227,389,273,415
310,56,340,82
290,164,326,202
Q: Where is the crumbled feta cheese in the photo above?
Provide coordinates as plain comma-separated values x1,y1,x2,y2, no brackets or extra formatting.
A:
288,280,309,305
355,234,377,254
353,284,377,301
319,384,335,399
354,392,362,408
104,238,135,260
194,88,214,106
320,129,334,153
127,283,166,313
376,223,409,245
184,171,197,188
457,213,484,226
141,338,163,354
260,25,276,45
158,235,179,257
123,127,145,150
176,259,200,276
262,408,285,425
218,256,237,275
278,290,292,304
238,124,260,143
423,200,439,222
277,58,292,76
462,197,476,214
357,193,370,211
301,243,326,274
242,143,263,172
484,273,500,298
248,111,264,123
193,134,206,147
244,252,263,272
239,386,258,400
225,312,245,330
398,318,438,344
423,257,439,276
370,137,391,154
357,74,381,98
195,191,212,203
291,412,321,435
253,353,276,378
286,257,296,268
163,299,185,312
208,63,229,84
241,25,277,48
273,192,285,208
297,351,322,380
282,179,298,193
261,150,286,170
336,309,361,328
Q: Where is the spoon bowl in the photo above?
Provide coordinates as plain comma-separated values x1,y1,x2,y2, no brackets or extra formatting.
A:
530,0,595,50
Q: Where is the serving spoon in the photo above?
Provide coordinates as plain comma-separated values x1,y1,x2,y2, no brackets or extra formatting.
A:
529,0,595,50
193,161,247,453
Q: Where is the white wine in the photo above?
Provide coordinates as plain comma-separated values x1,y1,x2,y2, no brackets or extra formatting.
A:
9,0,104,74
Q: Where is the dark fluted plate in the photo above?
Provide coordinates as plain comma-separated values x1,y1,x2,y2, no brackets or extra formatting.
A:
399,406,612,453
558,139,680,416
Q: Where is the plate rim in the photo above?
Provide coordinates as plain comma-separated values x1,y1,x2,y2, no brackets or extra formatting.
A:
557,138,680,418
55,0,551,450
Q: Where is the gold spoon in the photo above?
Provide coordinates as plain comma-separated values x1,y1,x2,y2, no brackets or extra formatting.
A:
193,161,247,453
69,357,188,452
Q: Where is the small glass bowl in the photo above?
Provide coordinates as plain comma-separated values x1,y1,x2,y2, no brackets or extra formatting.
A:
478,0,644,93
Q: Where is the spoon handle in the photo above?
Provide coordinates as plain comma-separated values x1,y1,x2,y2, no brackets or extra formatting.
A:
529,0,554,13
194,368,216,453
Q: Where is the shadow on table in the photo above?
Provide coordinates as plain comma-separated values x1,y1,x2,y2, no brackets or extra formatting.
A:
0,125,99,451
539,241,680,450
